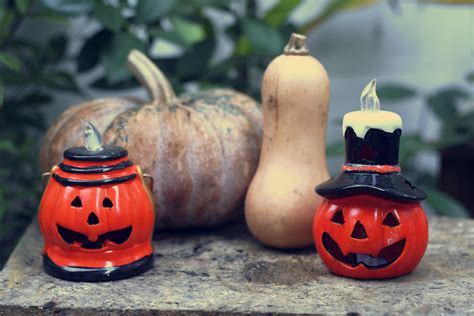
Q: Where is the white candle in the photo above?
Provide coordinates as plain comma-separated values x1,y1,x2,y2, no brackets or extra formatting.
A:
342,79,402,138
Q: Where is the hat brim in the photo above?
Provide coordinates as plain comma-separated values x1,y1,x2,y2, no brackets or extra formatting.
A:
316,172,426,203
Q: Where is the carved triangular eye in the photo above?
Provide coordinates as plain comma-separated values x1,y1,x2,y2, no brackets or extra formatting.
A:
103,197,113,208
331,209,345,224
71,196,82,208
351,221,368,239
383,212,400,227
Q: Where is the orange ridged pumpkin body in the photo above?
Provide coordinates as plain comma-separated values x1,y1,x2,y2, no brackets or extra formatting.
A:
39,146,154,281
313,195,428,279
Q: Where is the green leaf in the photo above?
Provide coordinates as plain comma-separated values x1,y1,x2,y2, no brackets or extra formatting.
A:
377,83,417,102
0,188,6,225
45,71,82,93
0,9,14,40
176,39,215,79
170,16,206,47
16,93,53,106
91,76,139,90
264,0,301,27
234,36,252,57
149,36,184,58
77,29,113,72
326,141,345,156
0,140,16,153
466,70,474,83
134,0,175,24
101,33,146,84
15,0,32,14
40,0,93,15
241,18,284,56
0,81,4,107
0,53,20,71
30,8,69,24
424,187,470,218
427,87,469,122
279,22,299,43
301,0,378,33
45,34,68,61
93,2,124,32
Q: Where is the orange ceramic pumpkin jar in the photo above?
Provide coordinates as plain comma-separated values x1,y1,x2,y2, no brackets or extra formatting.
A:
39,122,155,282
313,195,428,279
313,126,429,279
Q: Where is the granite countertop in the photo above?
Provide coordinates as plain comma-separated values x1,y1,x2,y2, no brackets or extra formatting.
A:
0,216,473,314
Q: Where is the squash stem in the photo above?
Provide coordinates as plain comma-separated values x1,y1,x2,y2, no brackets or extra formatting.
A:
283,33,309,56
127,50,177,104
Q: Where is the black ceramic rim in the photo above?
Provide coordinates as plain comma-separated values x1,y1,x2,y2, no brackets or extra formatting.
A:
316,172,427,203
59,160,133,174
63,146,128,162
43,254,154,282
53,173,137,187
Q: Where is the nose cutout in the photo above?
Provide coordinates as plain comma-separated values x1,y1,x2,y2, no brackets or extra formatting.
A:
351,221,368,239
87,212,99,225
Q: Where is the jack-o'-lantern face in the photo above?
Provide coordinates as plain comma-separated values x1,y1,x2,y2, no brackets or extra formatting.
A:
313,195,428,279
55,188,136,250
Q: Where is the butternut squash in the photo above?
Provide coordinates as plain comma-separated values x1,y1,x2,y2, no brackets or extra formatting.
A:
245,33,330,248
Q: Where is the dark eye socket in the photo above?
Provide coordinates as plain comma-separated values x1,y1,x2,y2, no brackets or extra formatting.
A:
71,196,82,208
102,197,113,208
382,212,400,227
331,209,345,224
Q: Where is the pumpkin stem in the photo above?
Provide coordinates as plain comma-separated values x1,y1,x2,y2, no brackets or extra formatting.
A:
127,50,177,104
283,33,309,56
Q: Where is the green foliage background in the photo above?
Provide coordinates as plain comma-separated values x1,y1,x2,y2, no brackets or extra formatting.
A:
328,78,474,218
0,0,472,266
1,0,376,266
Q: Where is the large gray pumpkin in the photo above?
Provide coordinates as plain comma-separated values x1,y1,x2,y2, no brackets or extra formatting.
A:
40,50,262,229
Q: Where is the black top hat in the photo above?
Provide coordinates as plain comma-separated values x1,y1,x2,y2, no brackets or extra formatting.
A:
316,127,426,203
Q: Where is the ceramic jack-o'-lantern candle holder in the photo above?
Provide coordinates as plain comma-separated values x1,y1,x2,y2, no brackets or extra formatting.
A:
313,80,428,279
39,120,155,282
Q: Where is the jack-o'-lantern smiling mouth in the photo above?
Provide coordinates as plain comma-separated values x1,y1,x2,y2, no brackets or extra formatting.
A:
322,232,406,269
57,225,132,250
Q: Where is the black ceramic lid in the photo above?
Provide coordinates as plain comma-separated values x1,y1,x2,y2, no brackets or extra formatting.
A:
63,146,128,162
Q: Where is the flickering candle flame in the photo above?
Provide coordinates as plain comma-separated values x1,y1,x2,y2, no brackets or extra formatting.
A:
342,79,402,138
360,79,380,111
80,119,103,152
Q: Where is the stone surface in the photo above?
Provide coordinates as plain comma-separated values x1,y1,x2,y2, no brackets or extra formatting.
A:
1,217,474,315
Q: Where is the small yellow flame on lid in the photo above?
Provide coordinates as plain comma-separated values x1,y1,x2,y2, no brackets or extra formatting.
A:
80,119,103,152
360,79,380,112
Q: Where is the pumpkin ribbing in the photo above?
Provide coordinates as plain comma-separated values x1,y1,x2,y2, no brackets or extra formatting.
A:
40,51,262,229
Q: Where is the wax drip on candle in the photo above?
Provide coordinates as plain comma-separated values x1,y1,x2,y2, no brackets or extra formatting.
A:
360,79,380,111
342,79,402,138
80,119,103,152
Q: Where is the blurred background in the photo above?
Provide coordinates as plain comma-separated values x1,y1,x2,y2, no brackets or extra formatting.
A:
0,0,473,266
